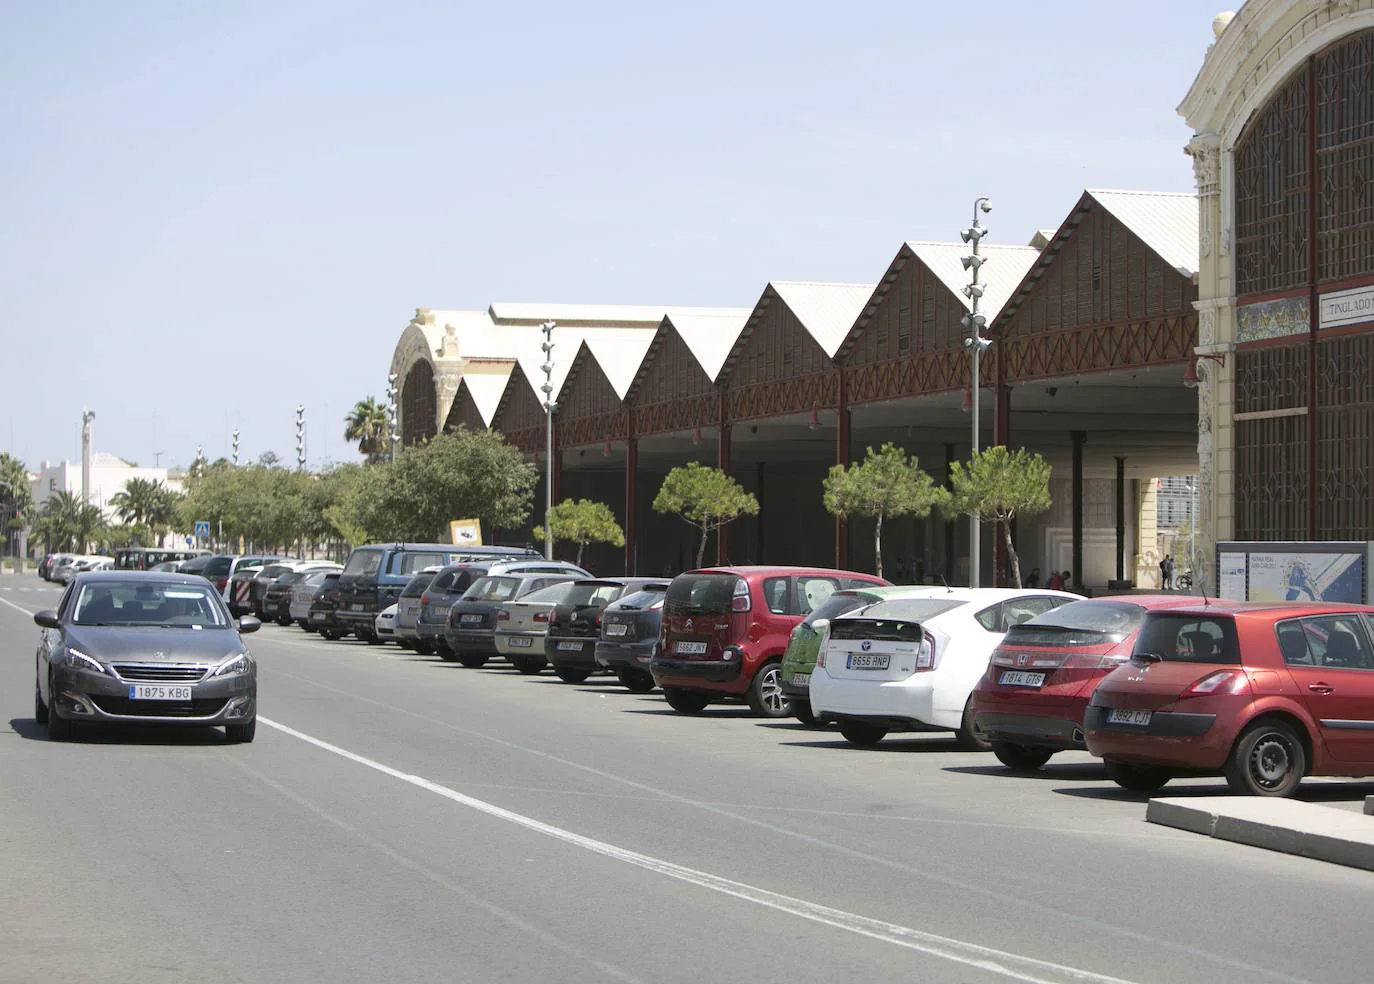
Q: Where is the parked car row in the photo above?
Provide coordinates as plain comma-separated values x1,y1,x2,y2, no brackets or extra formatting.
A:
191,542,1374,799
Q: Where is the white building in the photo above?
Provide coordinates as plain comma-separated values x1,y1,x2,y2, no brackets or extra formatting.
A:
29,453,183,523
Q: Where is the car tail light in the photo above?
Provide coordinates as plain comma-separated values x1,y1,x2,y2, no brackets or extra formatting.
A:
595,612,603,626
816,644,827,668
534,610,552,623
1062,653,1129,670
731,579,751,613
913,635,937,672
1185,670,1251,696
214,577,228,591
420,593,430,606
497,609,510,621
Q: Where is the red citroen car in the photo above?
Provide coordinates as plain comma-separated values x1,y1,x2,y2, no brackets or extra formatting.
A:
1085,601,1374,796
651,566,889,717
972,595,1197,770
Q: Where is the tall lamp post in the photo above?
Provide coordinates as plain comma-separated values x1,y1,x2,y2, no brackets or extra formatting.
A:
231,429,240,466
295,405,307,471
540,321,557,560
385,372,400,463
960,197,993,588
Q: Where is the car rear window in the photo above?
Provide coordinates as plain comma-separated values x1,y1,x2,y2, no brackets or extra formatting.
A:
613,588,666,611
563,582,627,606
521,582,577,604
854,598,964,623
830,599,958,642
802,592,874,627
1003,600,1145,648
1133,613,1240,664
276,571,306,586
401,573,435,597
665,574,738,616
463,576,522,602
343,549,383,576
258,565,292,579
203,557,232,577
392,552,452,575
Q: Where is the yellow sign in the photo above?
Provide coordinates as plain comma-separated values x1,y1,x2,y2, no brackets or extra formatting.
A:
449,519,483,546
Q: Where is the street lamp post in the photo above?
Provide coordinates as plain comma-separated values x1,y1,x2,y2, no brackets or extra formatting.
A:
385,372,400,463
231,429,240,467
961,197,993,588
540,321,557,560
295,405,307,471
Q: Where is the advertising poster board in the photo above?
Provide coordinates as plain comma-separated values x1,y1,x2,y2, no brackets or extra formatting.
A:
1246,550,1364,603
448,519,483,546
1217,552,1248,601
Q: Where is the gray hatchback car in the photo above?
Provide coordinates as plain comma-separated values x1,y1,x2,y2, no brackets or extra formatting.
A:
34,572,260,743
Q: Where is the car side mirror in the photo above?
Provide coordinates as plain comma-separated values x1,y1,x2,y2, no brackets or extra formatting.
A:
33,610,60,630
237,615,262,634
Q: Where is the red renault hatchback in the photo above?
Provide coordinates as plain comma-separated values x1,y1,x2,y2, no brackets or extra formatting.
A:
652,566,888,717
1085,601,1374,796
972,595,1199,770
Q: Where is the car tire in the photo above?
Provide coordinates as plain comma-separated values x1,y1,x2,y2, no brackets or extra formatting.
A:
616,669,655,693
1224,719,1306,797
413,641,433,655
225,717,256,744
438,647,459,662
34,678,48,725
792,702,821,727
298,620,312,631
458,652,488,669
367,635,386,646
991,742,1054,771
555,668,591,684
662,687,710,714
746,661,792,718
46,681,72,742
838,720,888,747
954,697,993,751
276,615,293,627
511,655,546,675
1103,760,1172,792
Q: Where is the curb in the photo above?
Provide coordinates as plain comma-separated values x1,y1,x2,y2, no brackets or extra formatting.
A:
1148,796,1374,871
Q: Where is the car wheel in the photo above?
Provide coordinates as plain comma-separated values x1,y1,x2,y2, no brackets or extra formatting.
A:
225,717,256,744
458,652,488,669
276,615,293,627
34,678,48,725
954,696,993,751
555,668,591,684
616,669,656,693
367,635,386,646
838,721,888,747
991,742,1054,771
662,687,710,714
1103,760,1172,792
438,647,459,662
413,641,433,655
792,702,821,727
746,661,792,718
298,620,312,631
1224,720,1306,797
511,655,546,675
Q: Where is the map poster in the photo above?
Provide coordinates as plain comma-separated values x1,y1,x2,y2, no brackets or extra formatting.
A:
1217,552,1247,601
1246,551,1365,603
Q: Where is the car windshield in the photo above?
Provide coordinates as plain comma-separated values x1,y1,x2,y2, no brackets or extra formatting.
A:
401,573,436,597
393,552,453,575
563,582,626,606
463,576,523,601
70,581,230,628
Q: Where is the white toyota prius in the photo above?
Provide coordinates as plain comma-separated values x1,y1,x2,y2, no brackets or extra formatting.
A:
809,587,1079,749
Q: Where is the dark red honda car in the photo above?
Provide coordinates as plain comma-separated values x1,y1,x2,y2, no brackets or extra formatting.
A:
972,595,1198,770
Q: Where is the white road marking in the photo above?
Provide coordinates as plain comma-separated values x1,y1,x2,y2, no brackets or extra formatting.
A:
259,715,1136,984
0,595,36,617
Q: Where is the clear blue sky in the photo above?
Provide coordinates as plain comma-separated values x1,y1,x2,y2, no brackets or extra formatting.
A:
1,0,1216,471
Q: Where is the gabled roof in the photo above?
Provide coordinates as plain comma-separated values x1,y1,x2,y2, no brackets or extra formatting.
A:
1087,189,1199,275
581,330,656,399
488,302,672,327
906,242,1041,320
994,189,1201,326
456,373,511,426
624,309,753,401
766,282,877,358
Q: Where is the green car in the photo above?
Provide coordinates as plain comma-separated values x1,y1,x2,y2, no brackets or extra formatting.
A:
780,585,950,725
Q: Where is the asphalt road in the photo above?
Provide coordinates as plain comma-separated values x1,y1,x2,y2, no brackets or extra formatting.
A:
2,572,1373,984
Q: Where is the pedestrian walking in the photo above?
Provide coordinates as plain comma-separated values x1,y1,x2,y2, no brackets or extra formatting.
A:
1047,570,1066,591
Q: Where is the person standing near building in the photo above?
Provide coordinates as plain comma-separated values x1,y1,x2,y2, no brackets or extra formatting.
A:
1047,570,1066,591
1160,554,1175,590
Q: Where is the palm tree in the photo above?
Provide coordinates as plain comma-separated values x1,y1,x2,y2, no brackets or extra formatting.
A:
0,453,32,557
344,397,390,464
34,490,104,552
109,477,180,545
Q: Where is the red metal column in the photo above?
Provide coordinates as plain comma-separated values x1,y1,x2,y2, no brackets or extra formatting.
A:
835,372,850,569
716,392,731,565
625,430,638,576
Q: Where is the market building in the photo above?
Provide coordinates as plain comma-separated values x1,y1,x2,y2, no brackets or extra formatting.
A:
1181,0,1374,561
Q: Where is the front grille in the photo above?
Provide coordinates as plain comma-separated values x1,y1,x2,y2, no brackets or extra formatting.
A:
112,664,208,682
91,696,228,717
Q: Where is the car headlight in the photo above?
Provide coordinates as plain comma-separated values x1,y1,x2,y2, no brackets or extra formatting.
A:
61,648,106,674
212,652,254,678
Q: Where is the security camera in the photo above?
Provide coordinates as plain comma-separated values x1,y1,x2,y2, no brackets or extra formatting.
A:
980,199,993,213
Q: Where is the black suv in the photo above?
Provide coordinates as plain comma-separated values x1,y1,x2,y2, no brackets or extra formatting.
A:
336,543,542,642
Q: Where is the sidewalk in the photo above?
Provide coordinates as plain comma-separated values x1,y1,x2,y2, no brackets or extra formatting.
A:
1148,796,1374,871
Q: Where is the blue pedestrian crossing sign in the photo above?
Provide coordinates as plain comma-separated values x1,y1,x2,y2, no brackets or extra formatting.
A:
194,521,211,538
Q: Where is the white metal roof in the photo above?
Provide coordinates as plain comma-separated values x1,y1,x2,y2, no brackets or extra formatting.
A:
457,372,511,426
662,309,753,381
906,242,1042,322
769,282,877,358
488,302,731,327
1087,190,1200,275
580,329,658,399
